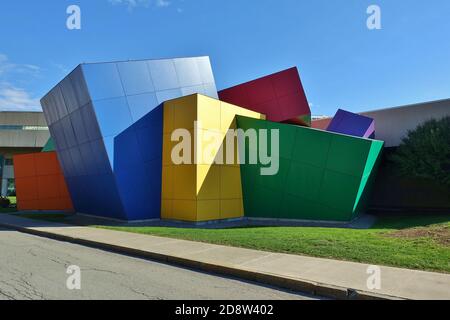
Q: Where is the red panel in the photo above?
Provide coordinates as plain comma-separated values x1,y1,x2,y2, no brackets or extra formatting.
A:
312,118,333,130
219,67,311,125
271,67,301,97
246,77,275,106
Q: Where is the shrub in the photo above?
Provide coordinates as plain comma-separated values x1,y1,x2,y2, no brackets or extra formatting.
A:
0,197,11,208
390,116,450,187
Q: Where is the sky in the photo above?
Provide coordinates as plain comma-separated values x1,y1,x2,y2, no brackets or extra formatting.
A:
0,0,450,116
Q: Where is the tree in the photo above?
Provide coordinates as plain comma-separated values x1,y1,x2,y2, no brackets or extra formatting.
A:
390,116,450,187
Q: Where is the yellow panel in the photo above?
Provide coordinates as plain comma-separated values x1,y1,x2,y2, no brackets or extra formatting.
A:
172,95,197,130
173,165,196,200
197,200,220,221
197,165,220,200
161,200,173,219
196,128,225,165
220,199,244,219
163,103,175,134
197,95,221,132
172,200,197,221
220,101,266,134
220,166,243,199
162,133,175,166
161,165,174,200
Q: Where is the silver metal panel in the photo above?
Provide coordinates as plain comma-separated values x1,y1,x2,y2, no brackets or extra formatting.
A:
82,63,125,101
174,57,202,87
147,59,179,91
117,61,155,96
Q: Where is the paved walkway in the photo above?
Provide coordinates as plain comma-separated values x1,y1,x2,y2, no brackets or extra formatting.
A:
0,214,449,300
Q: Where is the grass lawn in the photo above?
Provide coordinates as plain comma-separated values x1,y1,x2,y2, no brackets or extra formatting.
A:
99,215,450,273
10,212,450,273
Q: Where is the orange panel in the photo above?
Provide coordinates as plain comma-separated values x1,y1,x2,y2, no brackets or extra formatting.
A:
35,152,60,176
15,176,39,201
37,175,60,199
18,199,39,211
14,151,74,212
13,154,37,178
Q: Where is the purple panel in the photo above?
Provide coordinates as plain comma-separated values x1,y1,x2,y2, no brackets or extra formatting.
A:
326,109,375,138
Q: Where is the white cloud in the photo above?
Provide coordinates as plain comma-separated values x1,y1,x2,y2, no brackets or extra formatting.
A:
0,54,41,111
108,0,171,10
0,83,41,111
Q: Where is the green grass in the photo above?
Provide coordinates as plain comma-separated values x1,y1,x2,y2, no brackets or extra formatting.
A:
9,212,450,273
99,215,450,273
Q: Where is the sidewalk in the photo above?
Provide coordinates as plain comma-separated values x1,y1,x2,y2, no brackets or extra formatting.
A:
0,214,449,300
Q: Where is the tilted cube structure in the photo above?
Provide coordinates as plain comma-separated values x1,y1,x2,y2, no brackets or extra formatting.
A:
40,57,218,220
14,150,73,211
219,67,311,126
327,109,375,138
161,94,265,222
237,116,384,221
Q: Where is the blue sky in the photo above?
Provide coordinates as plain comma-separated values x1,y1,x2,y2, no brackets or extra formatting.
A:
0,0,449,115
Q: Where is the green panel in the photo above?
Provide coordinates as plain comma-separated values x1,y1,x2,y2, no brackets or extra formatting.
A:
319,170,360,214
285,162,323,201
236,116,383,222
42,138,55,152
326,134,370,177
265,121,297,160
256,158,290,192
292,127,332,167
353,140,384,215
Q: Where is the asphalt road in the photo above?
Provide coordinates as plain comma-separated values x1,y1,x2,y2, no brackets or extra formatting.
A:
0,227,316,300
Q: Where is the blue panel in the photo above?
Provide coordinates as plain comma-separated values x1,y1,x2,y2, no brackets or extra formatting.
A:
147,59,179,91
117,61,154,96
60,76,79,114
114,105,164,220
82,63,124,101
60,117,77,148
52,86,69,120
70,66,91,108
80,103,101,141
156,88,183,104
90,139,111,175
103,136,115,167
174,58,202,87
93,97,133,137
126,92,158,123
78,142,96,175
71,109,89,144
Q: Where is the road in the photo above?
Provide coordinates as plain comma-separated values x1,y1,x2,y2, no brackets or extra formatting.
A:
0,227,316,300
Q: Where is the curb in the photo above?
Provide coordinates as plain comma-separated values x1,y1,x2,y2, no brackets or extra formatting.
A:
0,221,405,301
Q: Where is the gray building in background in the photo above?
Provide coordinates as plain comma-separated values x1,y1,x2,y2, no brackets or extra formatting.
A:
361,98,450,147
0,111,49,196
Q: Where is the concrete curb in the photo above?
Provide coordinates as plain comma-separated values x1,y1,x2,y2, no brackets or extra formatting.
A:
0,221,405,300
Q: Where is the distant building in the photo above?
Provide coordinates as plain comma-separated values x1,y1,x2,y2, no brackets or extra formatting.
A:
312,99,450,147
0,111,49,196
